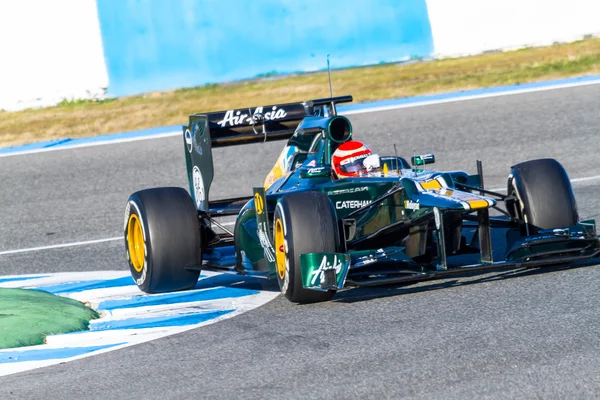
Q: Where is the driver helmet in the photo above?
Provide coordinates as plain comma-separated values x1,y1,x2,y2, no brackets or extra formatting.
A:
332,140,381,178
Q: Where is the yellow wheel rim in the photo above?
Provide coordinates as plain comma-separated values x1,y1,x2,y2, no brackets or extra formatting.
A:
127,214,145,273
274,218,286,280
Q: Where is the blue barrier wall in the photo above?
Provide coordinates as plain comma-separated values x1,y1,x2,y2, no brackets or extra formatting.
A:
96,0,433,97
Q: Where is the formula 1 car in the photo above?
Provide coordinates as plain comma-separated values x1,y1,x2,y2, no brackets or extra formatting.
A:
124,95,600,303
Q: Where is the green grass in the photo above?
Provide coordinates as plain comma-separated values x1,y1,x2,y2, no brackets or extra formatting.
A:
1,38,599,148
0,288,99,349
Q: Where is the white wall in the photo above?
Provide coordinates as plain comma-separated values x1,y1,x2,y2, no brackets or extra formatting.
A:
0,0,108,111
1,1,598,112
426,0,600,58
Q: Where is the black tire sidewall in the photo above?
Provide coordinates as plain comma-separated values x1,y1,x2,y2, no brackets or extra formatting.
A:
274,191,338,303
124,187,201,293
508,158,578,231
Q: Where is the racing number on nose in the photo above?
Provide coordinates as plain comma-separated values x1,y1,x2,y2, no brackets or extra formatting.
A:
255,193,264,215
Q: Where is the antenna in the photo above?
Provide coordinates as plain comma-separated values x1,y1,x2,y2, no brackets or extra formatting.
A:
393,144,399,174
327,54,336,116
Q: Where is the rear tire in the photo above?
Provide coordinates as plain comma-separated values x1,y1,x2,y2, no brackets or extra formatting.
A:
273,191,339,304
506,158,578,232
124,187,202,293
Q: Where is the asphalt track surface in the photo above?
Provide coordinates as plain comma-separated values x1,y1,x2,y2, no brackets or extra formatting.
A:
1,84,600,399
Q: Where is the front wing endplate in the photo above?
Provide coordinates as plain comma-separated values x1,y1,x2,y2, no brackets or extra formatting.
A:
300,252,351,291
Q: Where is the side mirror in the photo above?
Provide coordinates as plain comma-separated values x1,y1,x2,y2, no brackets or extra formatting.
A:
411,153,435,166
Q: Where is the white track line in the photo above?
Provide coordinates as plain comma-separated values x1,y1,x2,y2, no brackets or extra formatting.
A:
0,131,181,158
0,221,236,256
341,78,600,115
0,237,122,256
571,174,600,184
487,174,600,193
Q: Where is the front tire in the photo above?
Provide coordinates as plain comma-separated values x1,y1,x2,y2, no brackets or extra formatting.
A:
507,158,578,232
124,187,202,293
273,191,339,304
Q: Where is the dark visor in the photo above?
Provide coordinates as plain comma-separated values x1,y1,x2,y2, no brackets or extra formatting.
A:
340,156,367,174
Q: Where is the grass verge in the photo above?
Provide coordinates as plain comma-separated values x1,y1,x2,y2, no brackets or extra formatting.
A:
1,38,599,148
0,288,99,349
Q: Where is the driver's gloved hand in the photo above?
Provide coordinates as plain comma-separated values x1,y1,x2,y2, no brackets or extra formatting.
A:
363,154,381,172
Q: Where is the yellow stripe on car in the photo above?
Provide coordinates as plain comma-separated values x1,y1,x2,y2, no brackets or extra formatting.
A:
466,199,490,209
264,146,289,189
420,179,443,190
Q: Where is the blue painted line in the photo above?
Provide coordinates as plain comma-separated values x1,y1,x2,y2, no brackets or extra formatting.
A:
0,343,124,364
62,124,180,144
91,309,234,331
34,274,207,294
44,138,72,148
0,139,72,153
97,286,259,311
34,276,136,295
0,275,48,284
0,124,180,155
1,74,599,156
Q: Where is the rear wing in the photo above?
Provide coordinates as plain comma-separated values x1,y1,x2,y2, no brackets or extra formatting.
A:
183,95,353,213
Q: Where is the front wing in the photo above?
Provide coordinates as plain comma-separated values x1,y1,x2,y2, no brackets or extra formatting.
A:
300,221,600,291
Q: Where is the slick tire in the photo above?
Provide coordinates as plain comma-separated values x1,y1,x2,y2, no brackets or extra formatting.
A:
124,187,202,293
507,158,578,232
273,191,339,304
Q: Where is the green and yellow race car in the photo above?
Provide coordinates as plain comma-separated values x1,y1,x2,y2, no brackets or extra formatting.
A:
124,95,600,303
